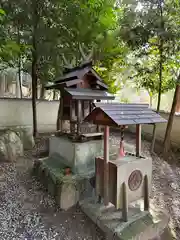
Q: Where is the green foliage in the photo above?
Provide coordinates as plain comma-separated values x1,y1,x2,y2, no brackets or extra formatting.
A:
119,0,180,102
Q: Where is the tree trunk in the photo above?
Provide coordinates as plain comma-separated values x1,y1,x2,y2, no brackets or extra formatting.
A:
163,84,180,158
151,42,163,153
175,89,180,113
31,0,39,138
148,92,153,108
32,54,38,137
151,1,164,153
17,25,22,99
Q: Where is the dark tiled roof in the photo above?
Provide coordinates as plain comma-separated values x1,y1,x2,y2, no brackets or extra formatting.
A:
64,88,115,100
84,103,167,126
45,79,83,90
55,67,90,83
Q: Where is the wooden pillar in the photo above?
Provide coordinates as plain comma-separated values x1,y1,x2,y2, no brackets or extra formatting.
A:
60,97,64,131
82,100,85,118
136,124,141,157
96,100,100,132
77,100,82,135
56,97,63,131
70,99,74,133
89,101,92,113
104,126,109,206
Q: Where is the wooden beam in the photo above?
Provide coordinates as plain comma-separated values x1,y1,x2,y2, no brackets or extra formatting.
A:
59,97,64,131
77,100,82,135
104,126,109,206
89,101,92,113
136,124,141,157
70,99,73,133
82,100,85,118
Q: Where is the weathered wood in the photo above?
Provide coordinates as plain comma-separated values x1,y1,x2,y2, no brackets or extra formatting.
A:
70,99,73,133
104,126,109,206
57,97,64,131
144,175,149,211
77,100,82,135
136,124,141,157
96,100,101,132
82,132,103,138
89,101,92,113
82,100,85,118
122,182,128,222
60,97,64,131
70,100,76,133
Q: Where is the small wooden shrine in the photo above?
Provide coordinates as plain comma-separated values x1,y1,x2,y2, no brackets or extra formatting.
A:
46,62,114,142
84,102,167,222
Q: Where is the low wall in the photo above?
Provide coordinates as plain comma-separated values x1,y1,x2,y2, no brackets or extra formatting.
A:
126,112,180,148
0,98,59,133
0,99,180,148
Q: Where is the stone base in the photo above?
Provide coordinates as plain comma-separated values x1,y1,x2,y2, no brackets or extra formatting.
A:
33,154,95,210
80,197,169,240
49,136,103,175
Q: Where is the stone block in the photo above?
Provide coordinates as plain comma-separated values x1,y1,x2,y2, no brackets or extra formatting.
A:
0,130,23,162
49,136,103,174
59,181,79,210
33,155,95,210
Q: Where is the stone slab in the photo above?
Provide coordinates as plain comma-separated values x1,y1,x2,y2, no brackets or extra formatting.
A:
80,197,169,240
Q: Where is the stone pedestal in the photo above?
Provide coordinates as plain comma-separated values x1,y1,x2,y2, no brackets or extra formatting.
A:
96,153,152,210
49,136,103,175
80,197,169,240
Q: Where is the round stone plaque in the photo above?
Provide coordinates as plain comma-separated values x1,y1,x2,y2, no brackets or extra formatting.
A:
128,170,143,191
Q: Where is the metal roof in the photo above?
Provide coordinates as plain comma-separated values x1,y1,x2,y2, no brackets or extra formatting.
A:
84,103,167,126
64,88,115,100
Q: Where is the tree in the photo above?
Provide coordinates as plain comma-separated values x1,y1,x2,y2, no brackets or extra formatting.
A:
120,0,179,152
163,0,180,156
1,0,126,134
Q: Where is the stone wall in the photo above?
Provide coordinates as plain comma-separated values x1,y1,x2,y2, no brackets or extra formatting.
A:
0,98,59,133
0,98,180,147
126,112,180,148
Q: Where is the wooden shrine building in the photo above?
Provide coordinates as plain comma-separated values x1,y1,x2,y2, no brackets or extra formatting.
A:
45,62,114,141
84,102,167,221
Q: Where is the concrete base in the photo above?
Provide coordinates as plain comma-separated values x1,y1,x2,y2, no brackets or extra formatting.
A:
80,197,169,240
33,154,95,210
49,136,103,175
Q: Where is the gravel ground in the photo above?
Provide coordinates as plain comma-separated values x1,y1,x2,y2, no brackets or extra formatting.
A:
0,133,178,239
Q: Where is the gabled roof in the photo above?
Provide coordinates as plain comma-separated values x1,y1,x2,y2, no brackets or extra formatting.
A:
84,103,167,126
45,79,83,90
63,88,115,100
45,61,108,90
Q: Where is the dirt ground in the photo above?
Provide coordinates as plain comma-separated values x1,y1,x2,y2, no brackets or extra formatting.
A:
0,133,179,239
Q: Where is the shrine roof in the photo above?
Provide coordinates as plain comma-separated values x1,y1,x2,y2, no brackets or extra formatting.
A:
45,61,108,90
63,88,115,100
45,79,83,90
84,103,167,126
